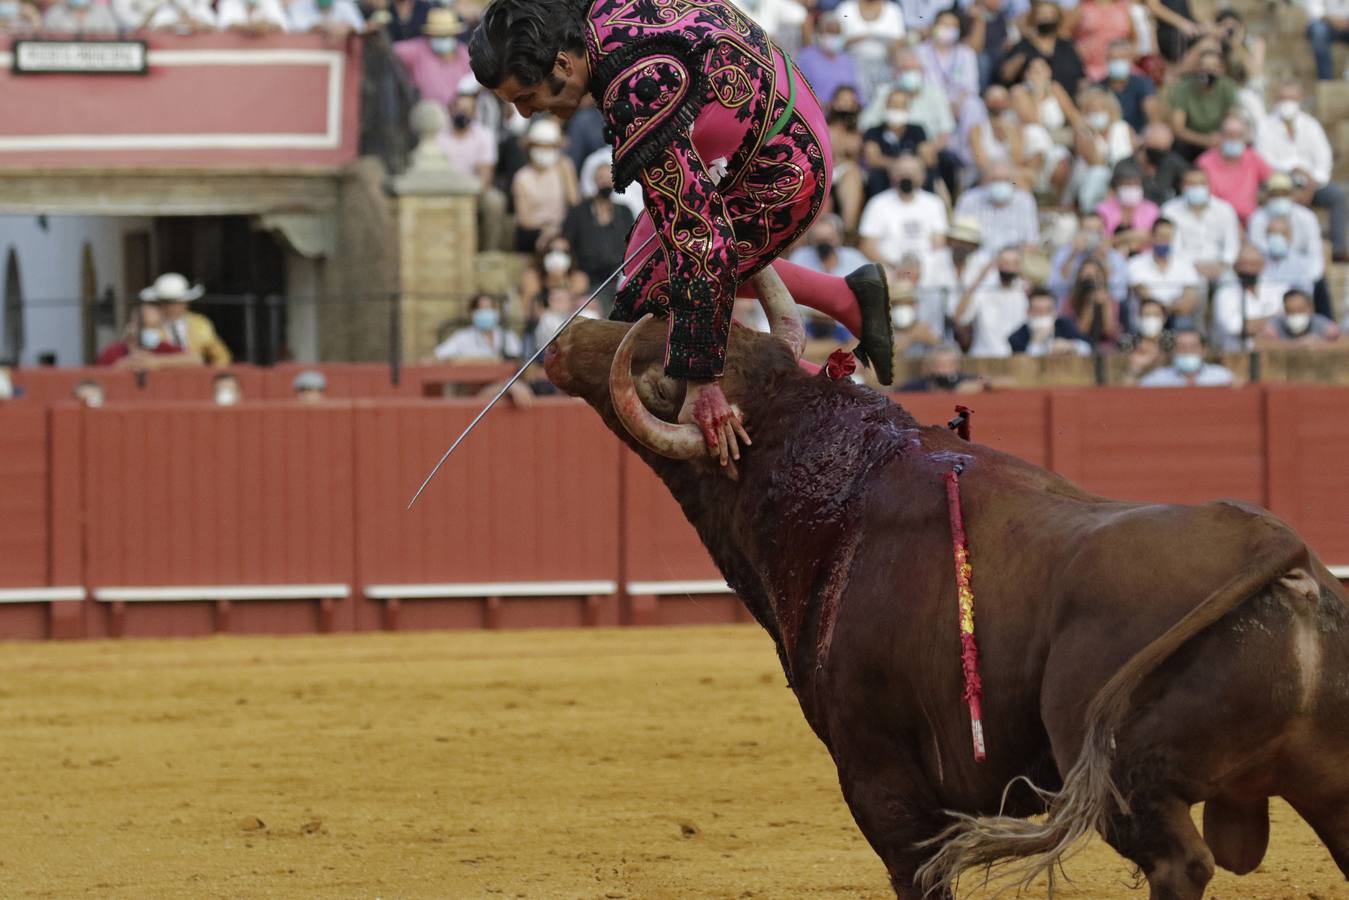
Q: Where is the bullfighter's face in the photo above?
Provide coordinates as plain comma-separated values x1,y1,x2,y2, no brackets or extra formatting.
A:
493,51,591,121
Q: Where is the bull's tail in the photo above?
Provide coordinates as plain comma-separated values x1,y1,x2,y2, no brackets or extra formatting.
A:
914,524,1306,897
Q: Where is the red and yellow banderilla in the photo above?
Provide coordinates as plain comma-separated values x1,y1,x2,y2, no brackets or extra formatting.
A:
944,406,985,762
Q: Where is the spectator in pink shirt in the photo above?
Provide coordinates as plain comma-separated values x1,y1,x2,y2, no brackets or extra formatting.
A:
1097,162,1160,256
394,8,472,108
1196,115,1272,224
439,80,510,251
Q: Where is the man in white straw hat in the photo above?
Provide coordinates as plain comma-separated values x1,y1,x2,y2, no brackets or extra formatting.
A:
511,117,578,252
394,7,472,108
141,273,232,367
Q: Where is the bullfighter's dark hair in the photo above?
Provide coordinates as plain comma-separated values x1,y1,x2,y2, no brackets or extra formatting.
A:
469,0,588,89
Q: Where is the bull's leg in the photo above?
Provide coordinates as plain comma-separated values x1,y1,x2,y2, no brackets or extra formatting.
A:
1102,793,1215,900
1288,797,1349,877
832,741,953,899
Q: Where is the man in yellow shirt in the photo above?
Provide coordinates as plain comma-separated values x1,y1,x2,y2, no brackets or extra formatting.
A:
140,272,232,367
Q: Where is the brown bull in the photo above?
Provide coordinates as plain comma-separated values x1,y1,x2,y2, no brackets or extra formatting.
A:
542,271,1349,900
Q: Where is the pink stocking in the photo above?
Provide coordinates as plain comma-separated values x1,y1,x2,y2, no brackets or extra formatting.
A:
736,259,862,337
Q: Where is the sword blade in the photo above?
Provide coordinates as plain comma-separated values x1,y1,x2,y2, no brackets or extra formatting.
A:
406,232,658,509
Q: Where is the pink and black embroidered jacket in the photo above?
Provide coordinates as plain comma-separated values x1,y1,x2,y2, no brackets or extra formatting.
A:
585,0,821,380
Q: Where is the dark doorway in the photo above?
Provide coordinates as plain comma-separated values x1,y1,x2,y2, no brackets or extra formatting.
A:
154,217,288,363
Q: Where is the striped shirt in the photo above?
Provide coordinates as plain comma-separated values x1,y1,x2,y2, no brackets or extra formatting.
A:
953,186,1041,251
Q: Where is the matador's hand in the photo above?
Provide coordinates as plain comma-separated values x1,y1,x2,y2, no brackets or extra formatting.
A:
678,379,751,469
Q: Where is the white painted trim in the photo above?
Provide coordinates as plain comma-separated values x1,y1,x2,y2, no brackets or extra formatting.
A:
0,47,344,152
0,587,85,604
626,580,734,595
1331,566,1349,579
94,584,349,602
365,581,618,600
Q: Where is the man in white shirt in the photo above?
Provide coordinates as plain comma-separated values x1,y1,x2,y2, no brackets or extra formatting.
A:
1128,217,1203,318
858,155,948,270
433,295,522,361
1303,0,1349,80
1159,169,1241,284
218,0,287,32
1139,328,1235,387
1248,171,1324,294
1256,79,1347,261
950,246,1028,358
286,0,363,35
1212,245,1288,352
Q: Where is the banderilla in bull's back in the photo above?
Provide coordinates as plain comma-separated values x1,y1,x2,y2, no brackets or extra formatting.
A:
544,268,1349,900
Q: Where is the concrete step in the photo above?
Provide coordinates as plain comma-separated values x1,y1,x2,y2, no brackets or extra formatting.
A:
1317,80,1349,125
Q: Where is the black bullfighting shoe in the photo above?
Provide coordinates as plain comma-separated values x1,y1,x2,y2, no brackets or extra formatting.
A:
845,263,894,385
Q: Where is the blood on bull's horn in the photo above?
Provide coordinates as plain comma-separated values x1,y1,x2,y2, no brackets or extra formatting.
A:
609,267,806,460
610,314,707,460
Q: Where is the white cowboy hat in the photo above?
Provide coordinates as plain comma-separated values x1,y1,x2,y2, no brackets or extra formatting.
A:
423,8,466,36
526,118,563,147
140,272,204,303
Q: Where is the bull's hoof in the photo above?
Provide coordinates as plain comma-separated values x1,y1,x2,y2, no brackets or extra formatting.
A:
846,263,894,386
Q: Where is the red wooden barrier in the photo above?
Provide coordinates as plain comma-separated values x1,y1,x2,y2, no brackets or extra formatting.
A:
899,391,1051,467
1048,388,1266,506
80,403,357,638
353,398,621,631
1265,385,1349,566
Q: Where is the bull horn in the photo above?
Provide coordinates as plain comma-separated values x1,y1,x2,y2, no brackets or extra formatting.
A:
610,314,706,460
751,266,806,361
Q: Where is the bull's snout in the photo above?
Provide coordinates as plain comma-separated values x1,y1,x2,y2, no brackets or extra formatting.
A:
542,334,573,394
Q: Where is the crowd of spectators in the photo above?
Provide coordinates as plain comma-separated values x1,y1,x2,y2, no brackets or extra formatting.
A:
9,0,1349,392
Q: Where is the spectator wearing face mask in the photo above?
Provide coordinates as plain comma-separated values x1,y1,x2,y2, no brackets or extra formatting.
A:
835,0,907,104
1260,288,1340,346
1196,115,1271,224
96,301,199,370
862,93,931,198
1256,80,1347,263
1128,218,1202,319
1160,169,1240,285
1139,327,1233,386
72,380,105,408
219,0,286,31
287,0,364,36
1009,287,1091,356
1249,173,1324,298
1128,297,1171,345
963,0,1028,90
1097,39,1157,134
970,87,1065,196
393,9,470,107
532,286,600,349
796,12,862,111
859,155,948,271
1115,122,1188,206
213,373,243,406
1070,88,1136,212
921,216,990,312
559,163,634,312
887,50,964,199
1098,164,1159,256
43,0,120,32
951,247,1029,358
825,87,867,235
1212,244,1286,351
1167,49,1238,162
889,279,942,360
897,341,984,393
433,294,522,361
954,161,1039,253
511,118,579,253
1065,257,1121,347
1011,56,1074,145
521,236,590,317
999,1,1085,92
1071,0,1136,83
917,9,980,119
439,80,510,252
789,216,871,276
1048,211,1128,304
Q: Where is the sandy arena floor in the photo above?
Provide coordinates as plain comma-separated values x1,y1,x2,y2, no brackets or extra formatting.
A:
0,625,1342,899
